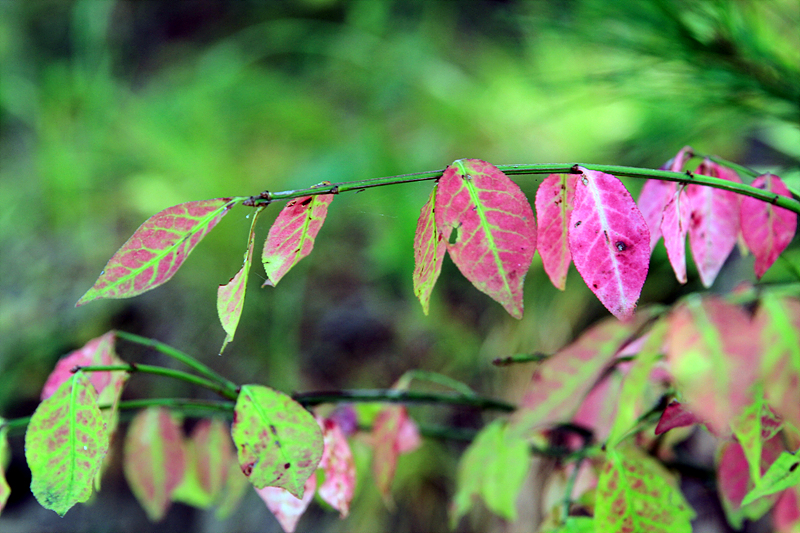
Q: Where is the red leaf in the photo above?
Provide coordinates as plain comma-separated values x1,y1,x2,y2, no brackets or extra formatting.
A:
569,167,650,320
687,160,741,287
256,474,316,533
41,331,125,401
637,146,693,251
717,435,784,528
77,199,235,305
123,407,186,521
318,418,356,518
434,159,537,319
372,406,420,498
774,487,800,533
190,418,233,502
412,185,446,314
666,297,760,435
262,193,333,287
741,173,797,278
535,174,578,290
654,401,701,436
217,206,265,353
661,185,691,284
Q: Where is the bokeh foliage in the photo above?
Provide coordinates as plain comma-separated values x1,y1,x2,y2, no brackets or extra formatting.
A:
1,0,798,531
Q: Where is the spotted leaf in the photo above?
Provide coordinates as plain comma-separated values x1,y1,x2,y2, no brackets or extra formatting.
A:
413,185,445,314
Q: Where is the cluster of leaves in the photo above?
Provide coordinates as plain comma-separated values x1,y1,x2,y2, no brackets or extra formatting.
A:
2,149,799,531
0,331,421,531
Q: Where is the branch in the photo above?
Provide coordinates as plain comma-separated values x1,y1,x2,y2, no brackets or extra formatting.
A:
245,162,800,215
292,389,516,412
73,364,239,401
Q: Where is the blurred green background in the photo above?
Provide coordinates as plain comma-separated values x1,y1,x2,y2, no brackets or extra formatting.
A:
1,1,798,531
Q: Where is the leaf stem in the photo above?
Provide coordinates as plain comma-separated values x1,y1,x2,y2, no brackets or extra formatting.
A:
492,352,552,366
73,364,239,401
115,331,239,396
248,162,800,214
292,389,515,412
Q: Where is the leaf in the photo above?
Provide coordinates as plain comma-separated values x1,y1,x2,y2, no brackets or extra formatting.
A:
510,314,649,438
773,487,800,533
717,435,784,528
756,294,800,430
77,198,236,305
666,296,760,435
660,185,691,283
451,420,530,526
742,449,800,506
317,418,356,518
434,158,537,319
543,517,595,533
595,446,694,533
217,206,265,353
741,174,797,278
637,146,693,251
730,389,783,485
24,372,109,516
124,407,186,521
607,318,668,447
372,405,420,499
569,167,650,320
40,331,128,439
231,384,323,498
256,474,316,533
412,185,446,314
0,423,10,514
686,160,741,287
654,401,701,436
214,459,250,519
536,174,578,290
172,418,233,508
261,192,333,287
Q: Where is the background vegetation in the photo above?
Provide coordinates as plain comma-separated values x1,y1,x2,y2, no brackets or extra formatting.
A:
1,0,798,531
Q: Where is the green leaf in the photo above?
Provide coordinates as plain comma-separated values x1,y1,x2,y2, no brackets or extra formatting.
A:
742,449,800,506
542,517,594,533
730,387,782,486
451,420,530,526
0,422,10,514
124,407,186,521
607,318,668,448
172,418,233,509
595,446,695,533
217,206,265,353
261,192,333,287
510,313,650,438
231,385,323,498
435,159,537,319
412,184,445,314
24,372,109,516
214,460,250,519
77,198,238,305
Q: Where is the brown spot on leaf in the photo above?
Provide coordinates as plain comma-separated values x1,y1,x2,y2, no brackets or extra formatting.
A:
615,241,627,251
284,463,291,469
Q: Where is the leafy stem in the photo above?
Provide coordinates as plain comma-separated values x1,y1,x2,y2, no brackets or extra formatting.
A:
246,160,800,215
115,330,239,396
73,364,239,401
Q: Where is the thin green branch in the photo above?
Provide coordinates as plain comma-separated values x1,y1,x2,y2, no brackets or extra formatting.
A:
115,331,239,396
492,352,552,366
74,364,238,401
292,389,516,412
245,162,800,214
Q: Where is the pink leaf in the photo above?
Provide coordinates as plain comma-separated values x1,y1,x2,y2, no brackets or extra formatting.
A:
637,146,693,251
774,487,800,533
661,185,691,283
654,401,701,435
717,435,784,528
256,474,316,533
262,193,333,287
41,331,125,401
666,297,760,435
535,174,578,290
687,160,741,287
77,199,235,305
569,167,650,320
123,407,186,521
372,406,420,498
217,206,265,353
191,418,233,502
318,418,356,518
435,159,537,319
741,173,797,278
413,185,446,314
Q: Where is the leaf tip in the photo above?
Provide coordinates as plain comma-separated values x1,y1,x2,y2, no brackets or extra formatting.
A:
261,278,275,288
